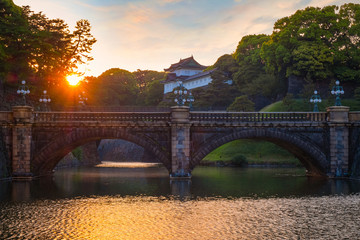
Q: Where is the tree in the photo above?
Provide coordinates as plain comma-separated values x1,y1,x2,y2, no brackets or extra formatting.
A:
87,68,138,106
0,0,30,85
0,2,97,88
145,79,164,106
282,93,295,111
227,95,255,112
261,4,360,86
233,34,284,102
133,70,166,105
193,54,239,110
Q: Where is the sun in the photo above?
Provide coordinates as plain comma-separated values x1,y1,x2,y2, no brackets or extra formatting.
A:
66,74,83,86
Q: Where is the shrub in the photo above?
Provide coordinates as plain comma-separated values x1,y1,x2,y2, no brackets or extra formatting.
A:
230,154,248,167
72,147,83,161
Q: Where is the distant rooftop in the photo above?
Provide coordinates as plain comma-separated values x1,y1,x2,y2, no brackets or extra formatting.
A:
164,56,207,72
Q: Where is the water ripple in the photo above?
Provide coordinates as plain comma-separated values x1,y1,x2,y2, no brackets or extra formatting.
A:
1,194,360,239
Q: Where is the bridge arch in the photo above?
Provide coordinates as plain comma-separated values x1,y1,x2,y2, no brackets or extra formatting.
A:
32,127,170,175
191,128,328,176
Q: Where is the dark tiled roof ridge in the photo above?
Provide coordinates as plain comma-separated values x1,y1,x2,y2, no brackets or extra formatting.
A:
164,56,207,72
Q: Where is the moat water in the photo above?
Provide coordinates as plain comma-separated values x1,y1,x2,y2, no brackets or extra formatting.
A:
1,165,360,239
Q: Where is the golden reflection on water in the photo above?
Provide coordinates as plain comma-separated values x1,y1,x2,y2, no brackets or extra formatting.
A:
1,195,360,239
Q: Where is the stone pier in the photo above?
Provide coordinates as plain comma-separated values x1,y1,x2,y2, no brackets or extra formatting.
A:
11,106,33,180
170,106,191,178
327,106,350,177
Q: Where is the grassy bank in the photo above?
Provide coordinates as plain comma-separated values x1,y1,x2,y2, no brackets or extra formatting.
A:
260,98,360,112
202,139,300,166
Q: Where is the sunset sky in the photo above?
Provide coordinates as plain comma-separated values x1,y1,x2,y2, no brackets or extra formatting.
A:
13,0,353,77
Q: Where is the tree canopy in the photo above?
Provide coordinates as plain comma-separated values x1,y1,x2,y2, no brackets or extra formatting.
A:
0,0,96,88
261,4,360,84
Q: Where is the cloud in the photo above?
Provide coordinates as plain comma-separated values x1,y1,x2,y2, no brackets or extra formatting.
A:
13,0,352,76
157,0,185,4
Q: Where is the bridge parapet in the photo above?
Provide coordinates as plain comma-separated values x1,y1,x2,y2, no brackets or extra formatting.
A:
33,111,171,123
349,112,360,122
0,111,13,124
190,111,328,123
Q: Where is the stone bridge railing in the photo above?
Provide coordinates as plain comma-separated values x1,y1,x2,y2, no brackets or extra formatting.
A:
190,111,328,122
33,111,172,123
2,110,359,125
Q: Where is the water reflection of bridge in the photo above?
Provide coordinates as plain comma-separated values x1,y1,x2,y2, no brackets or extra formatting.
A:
2,105,359,180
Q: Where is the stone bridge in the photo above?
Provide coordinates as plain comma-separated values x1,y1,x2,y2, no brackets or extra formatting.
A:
1,105,360,180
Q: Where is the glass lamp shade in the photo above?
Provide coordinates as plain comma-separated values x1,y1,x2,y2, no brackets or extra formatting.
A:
48,99,51,102
39,99,43,102
310,99,314,103
341,90,344,94
43,99,47,103
26,90,30,94
17,90,20,94
174,90,178,94
21,80,26,85
336,80,340,85
314,90,318,94
184,90,188,94
43,90,47,94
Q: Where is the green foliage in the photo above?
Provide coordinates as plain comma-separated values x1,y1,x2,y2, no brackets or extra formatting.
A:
193,54,239,109
133,70,166,105
355,87,360,102
230,154,248,167
84,68,167,107
0,2,96,88
260,98,360,112
87,68,138,106
233,34,285,101
145,79,164,106
72,147,82,161
282,93,295,111
0,0,29,83
203,139,299,166
227,95,255,112
261,4,360,85
261,99,315,112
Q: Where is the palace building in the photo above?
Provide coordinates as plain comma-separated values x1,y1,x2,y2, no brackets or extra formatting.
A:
162,56,215,94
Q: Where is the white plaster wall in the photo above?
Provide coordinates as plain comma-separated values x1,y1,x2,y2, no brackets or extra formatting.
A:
164,76,213,93
173,69,202,76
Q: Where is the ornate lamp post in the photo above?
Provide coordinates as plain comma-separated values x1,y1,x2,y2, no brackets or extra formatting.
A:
39,90,51,111
331,80,344,106
173,81,194,107
17,80,30,105
309,90,321,112
78,91,88,107
188,92,195,110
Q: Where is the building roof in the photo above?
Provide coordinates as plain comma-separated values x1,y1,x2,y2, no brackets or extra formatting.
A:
164,56,207,72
